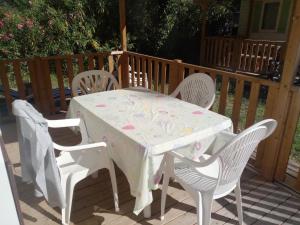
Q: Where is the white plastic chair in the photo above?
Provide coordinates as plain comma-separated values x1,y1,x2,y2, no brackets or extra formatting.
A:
16,114,119,225
161,119,277,225
72,70,120,96
47,118,119,224
170,73,215,109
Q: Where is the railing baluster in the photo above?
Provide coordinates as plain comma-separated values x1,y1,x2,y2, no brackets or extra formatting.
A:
136,56,141,86
218,76,229,115
0,62,13,112
42,59,56,114
88,55,94,70
142,58,146,87
130,55,135,87
55,59,67,110
28,60,41,109
66,56,74,87
245,82,260,128
108,55,114,73
13,61,26,100
154,61,159,91
232,79,244,132
77,55,84,73
147,59,153,90
161,62,167,94
98,54,104,70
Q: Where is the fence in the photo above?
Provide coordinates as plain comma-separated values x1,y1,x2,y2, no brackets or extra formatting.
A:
204,37,286,75
0,50,300,191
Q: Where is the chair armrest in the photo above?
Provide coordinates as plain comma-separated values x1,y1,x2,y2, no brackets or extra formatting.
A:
53,141,106,152
170,151,218,168
46,118,81,128
207,131,236,155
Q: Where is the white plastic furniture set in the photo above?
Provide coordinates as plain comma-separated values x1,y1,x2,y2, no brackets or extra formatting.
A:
13,69,276,225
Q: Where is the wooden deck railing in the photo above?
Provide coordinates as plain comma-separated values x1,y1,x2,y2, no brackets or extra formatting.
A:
204,37,286,75
0,50,299,191
0,51,122,114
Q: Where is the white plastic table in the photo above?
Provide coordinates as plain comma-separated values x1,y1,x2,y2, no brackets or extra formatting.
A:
67,89,232,216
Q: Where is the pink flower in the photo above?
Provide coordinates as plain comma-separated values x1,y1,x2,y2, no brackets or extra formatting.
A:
25,19,33,28
17,23,24,30
0,20,4,28
1,33,13,41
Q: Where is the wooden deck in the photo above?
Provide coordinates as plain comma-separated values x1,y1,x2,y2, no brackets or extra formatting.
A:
1,119,300,225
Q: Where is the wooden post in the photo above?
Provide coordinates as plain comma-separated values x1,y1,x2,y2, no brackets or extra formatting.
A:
199,1,209,65
246,0,254,37
120,52,129,88
169,59,183,94
119,0,127,51
260,1,300,180
231,38,243,72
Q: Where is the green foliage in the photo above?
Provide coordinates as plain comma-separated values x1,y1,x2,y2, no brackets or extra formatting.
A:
0,0,203,63
207,0,241,35
126,0,202,63
0,0,98,59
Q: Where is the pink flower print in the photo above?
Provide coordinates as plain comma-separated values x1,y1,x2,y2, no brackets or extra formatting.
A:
96,104,106,107
0,20,4,28
122,124,135,130
17,23,24,30
192,110,204,115
195,142,202,151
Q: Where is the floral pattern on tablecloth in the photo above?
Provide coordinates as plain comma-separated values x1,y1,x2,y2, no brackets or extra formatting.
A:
67,89,232,215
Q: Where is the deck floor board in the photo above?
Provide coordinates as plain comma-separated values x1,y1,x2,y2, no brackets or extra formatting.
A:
1,120,300,225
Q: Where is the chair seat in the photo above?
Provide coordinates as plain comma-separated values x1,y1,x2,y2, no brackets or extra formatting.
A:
174,154,219,192
56,150,107,177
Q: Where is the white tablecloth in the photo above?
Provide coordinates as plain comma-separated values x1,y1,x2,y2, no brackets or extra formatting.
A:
67,89,232,214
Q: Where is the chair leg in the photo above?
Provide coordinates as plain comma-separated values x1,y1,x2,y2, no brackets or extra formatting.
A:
61,174,84,225
108,160,119,212
235,182,243,225
62,181,75,225
196,191,214,225
160,172,170,220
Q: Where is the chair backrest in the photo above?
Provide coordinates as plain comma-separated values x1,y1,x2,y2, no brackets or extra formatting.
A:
215,119,277,188
171,73,215,109
72,70,120,96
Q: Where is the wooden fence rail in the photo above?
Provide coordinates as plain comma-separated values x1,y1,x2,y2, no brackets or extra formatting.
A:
0,51,122,114
204,37,286,75
0,50,299,191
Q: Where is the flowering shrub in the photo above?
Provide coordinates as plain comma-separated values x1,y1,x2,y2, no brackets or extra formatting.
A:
0,1,99,59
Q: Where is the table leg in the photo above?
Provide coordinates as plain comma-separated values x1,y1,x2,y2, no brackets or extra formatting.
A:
143,205,151,218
